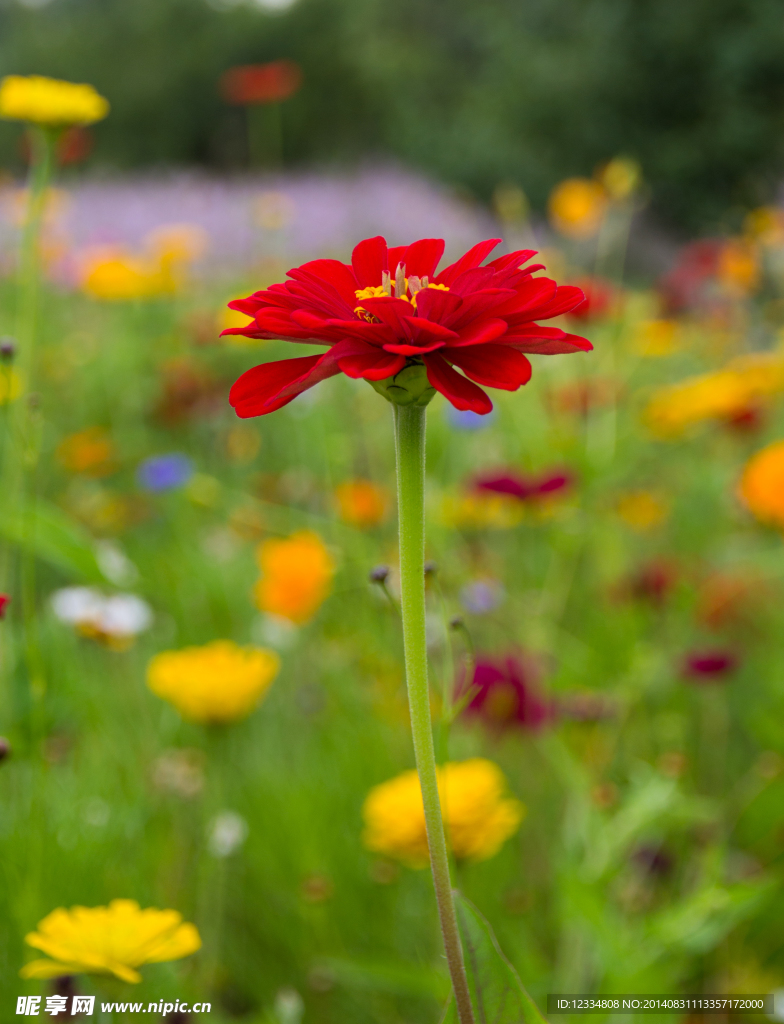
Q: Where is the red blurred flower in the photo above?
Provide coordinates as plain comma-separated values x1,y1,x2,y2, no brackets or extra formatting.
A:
225,237,591,417
620,558,678,606
0,594,9,619
472,467,573,502
459,653,554,730
683,650,738,682
220,61,303,105
658,240,722,315
567,276,615,321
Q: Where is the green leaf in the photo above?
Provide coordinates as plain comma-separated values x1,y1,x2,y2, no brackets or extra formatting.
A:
441,892,548,1024
0,501,104,582
318,956,450,1000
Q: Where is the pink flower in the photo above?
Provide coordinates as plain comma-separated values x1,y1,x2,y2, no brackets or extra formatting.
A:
459,653,554,730
472,468,573,502
683,650,738,682
0,594,9,619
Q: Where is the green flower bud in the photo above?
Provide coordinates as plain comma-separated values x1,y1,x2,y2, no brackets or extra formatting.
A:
368,362,436,408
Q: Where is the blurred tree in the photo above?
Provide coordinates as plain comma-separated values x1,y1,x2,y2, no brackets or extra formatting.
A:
1,0,784,230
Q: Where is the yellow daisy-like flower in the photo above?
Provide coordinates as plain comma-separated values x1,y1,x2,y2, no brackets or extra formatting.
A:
254,530,335,625
20,899,200,984
0,75,109,127
147,640,280,724
738,440,784,530
362,758,525,868
644,354,784,437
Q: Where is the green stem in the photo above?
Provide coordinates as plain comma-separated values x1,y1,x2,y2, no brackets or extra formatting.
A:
393,403,475,1024
3,126,56,718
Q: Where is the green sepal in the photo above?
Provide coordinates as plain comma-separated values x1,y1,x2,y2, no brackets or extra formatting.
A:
368,362,436,407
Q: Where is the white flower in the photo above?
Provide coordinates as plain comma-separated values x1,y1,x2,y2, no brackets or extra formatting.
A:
50,587,152,640
208,811,248,858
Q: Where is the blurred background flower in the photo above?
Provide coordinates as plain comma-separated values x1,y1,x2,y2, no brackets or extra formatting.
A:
458,652,554,731
50,587,152,649
334,479,389,529
362,759,524,867
20,900,200,982
137,453,194,493
254,531,334,624
146,640,279,723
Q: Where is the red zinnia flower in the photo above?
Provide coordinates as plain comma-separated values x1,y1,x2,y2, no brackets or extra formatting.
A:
225,236,591,417
472,467,573,501
0,594,9,619
220,61,303,106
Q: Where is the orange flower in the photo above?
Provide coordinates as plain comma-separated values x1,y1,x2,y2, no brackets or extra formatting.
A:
738,440,784,529
717,239,759,295
56,427,115,477
254,530,335,624
335,480,388,528
220,62,302,105
548,178,607,239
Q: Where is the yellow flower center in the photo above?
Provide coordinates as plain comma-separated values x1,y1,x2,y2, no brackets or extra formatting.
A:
353,268,449,322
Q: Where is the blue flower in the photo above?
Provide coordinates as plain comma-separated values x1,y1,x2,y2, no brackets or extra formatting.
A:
460,579,505,614
137,453,193,493
447,407,496,430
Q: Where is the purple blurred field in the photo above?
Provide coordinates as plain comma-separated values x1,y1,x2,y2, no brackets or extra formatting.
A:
49,165,500,275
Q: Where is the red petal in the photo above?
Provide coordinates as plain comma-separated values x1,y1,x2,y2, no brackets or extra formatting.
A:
449,318,508,348
502,327,593,354
358,297,414,339
435,239,501,286
229,353,338,417
447,344,532,391
338,349,405,380
424,353,493,414
412,288,463,322
403,316,458,339
486,250,539,271
289,258,358,303
401,238,445,279
382,341,446,355
352,236,388,287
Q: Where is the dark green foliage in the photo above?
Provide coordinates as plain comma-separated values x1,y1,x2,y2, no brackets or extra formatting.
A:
2,0,784,228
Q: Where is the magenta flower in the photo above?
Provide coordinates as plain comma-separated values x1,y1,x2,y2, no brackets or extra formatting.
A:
459,653,554,730
683,650,738,682
472,468,573,502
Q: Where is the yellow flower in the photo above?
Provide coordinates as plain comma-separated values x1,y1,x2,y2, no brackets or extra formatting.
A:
738,440,784,529
56,427,115,477
0,75,108,127
254,530,335,625
147,640,280,724
79,248,161,301
438,492,525,529
744,206,784,247
362,758,525,867
0,367,22,405
335,480,389,528
631,319,680,358
548,178,607,239
644,354,784,437
20,899,200,983
616,490,669,531
598,157,642,201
